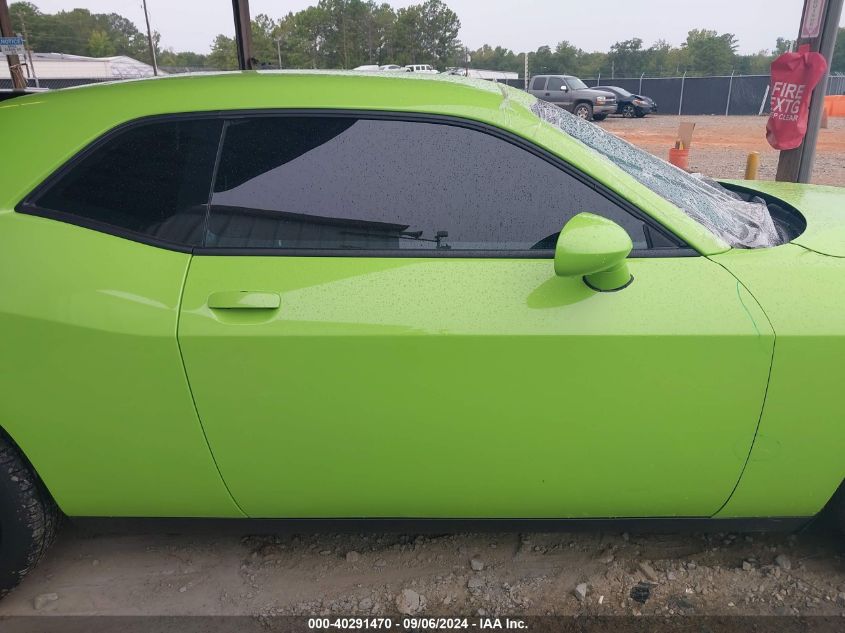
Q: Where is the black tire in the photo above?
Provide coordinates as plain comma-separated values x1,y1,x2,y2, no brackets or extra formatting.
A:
622,104,636,118
0,432,60,597
635,111,647,118
592,113,608,121
573,102,593,121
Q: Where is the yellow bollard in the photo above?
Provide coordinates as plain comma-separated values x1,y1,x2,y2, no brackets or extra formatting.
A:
745,152,760,180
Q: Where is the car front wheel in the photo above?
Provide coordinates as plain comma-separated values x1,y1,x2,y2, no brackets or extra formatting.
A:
622,104,636,118
0,432,60,597
574,103,593,120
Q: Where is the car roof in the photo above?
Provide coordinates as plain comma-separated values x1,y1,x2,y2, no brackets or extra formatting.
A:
0,70,727,255
10,70,513,112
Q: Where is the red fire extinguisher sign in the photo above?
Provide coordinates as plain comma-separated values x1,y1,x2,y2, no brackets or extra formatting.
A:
766,44,828,151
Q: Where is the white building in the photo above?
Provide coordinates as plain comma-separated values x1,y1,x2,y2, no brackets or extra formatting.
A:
1,52,162,82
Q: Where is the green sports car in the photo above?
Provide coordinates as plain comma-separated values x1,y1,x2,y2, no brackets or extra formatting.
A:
0,71,843,595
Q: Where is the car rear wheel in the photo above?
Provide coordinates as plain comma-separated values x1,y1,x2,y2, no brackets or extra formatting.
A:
574,103,593,120
0,432,60,597
622,104,636,118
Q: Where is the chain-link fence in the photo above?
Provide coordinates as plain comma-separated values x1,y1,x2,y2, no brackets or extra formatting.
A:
499,73,845,116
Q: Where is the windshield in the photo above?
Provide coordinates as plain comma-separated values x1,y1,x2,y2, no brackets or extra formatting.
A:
566,77,588,90
529,99,779,248
613,87,633,98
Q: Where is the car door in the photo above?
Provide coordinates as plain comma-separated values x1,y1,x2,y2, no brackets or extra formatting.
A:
530,76,547,99
177,112,773,519
546,76,571,109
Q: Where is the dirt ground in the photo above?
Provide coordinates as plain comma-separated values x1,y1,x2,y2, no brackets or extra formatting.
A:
2,115,845,623
1,518,844,618
600,114,845,186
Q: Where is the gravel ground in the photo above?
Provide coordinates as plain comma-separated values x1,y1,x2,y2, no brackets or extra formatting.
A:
1,518,844,618
599,114,845,186
1,115,844,622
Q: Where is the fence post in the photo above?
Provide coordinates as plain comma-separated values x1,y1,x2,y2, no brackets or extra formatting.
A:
678,71,687,115
596,73,601,87
758,84,770,116
725,70,735,116
639,72,645,95
524,52,529,91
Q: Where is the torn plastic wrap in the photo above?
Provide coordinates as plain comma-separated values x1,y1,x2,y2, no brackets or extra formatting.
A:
529,100,780,248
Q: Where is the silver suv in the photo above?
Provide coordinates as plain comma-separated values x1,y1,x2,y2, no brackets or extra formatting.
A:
528,75,616,121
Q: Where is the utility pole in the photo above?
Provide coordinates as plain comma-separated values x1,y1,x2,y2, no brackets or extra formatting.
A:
524,52,529,91
232,0,255,70
141,0,158,76
275,38,282,69
19,11,37,88
776,0,844,182
0,0,26,90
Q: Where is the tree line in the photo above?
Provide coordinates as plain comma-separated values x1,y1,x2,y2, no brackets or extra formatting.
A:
9,1,845,77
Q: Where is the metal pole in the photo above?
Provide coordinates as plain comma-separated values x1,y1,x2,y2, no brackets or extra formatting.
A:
141,0,158,76
232,0,255,70
678,71,687,115
276,38,282,68
759,84,771,115
0,0,26,89
639,72,644,95
725,69,735,116
777,0,845,182
524,52,528,91
19,13,37,87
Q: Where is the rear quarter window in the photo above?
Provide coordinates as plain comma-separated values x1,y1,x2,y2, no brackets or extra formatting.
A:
26,119,223,247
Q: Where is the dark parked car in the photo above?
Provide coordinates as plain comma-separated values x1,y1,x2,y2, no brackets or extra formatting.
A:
594,86,657,118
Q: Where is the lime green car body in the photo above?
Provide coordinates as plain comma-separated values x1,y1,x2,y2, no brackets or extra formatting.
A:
0,72,842,522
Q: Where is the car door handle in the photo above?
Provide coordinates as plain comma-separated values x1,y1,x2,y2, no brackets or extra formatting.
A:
208,291,281,310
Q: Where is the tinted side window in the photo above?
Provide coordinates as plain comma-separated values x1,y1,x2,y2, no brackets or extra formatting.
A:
208,116,651,251
547,77,565,91
34,119,222,246
531,76,547,90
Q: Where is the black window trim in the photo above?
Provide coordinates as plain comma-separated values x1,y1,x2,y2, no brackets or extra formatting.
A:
16,108,699,259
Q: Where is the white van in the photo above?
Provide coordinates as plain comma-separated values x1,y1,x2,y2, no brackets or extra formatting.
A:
404,64,438,74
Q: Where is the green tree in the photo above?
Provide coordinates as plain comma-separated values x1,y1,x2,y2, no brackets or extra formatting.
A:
775,36,793,55
158,50,208,69
87,29,116,57
207,34,238,70
468,45,520,72
11,2,155,63
417,0,461,67
681,29,738,75
607,38,644,77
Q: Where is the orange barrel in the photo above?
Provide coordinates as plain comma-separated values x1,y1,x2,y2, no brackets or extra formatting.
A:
668,147,690,170
824,95,845,117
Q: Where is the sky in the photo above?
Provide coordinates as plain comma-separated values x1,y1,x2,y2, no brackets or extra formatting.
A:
28,0,845,55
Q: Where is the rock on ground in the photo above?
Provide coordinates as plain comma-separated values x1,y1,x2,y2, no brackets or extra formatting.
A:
395,589,426,615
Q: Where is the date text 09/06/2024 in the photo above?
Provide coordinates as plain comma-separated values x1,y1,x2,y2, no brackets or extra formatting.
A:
307,617,528,630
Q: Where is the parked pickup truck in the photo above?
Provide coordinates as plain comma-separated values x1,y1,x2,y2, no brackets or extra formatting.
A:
528,75,616,121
